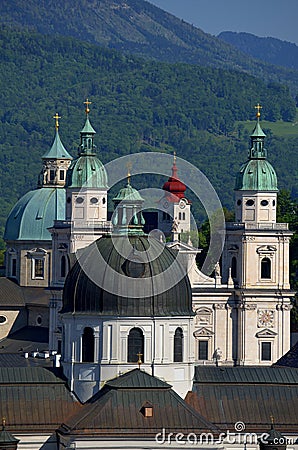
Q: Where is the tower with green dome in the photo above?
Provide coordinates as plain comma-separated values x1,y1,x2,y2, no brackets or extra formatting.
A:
222,105,294,366
234,103,278,225
4,113,72,288
64,99,110,254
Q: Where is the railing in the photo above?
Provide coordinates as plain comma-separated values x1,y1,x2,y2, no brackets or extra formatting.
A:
53,219,112,231
226,222,289,230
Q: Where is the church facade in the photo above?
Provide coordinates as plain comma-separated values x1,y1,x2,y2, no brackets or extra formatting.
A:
2,102,295,403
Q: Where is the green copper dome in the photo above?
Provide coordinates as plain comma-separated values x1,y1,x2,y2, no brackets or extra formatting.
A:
235,114,278,191
4,187,66,241
65,111,108,188
61,235,193,317
66,155,108,188
113,182,144,202
235,159,278,191
42,129,72,160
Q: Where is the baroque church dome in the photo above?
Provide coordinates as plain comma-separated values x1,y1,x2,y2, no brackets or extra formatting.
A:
65,110,108,189
4,118,71,242
61,234,193,317
235,117,278,191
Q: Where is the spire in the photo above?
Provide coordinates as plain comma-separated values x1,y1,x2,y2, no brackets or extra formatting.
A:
162,152,186,201
79,98,96,156
0,418,20,446
42,113,72,160
112,171,145,235
249,103,267,159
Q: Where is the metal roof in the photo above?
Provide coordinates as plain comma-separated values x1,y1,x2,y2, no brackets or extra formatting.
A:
0,366,81,432
194,366,298,384
0,326,49,354
274,341,298,368
4,187,66,241
62,235,193,317
42,129,72,160
0,278,25,307
187,384,298,432
106,368,171,389
58,368,218,438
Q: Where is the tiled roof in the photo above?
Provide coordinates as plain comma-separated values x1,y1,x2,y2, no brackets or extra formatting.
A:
58,369,219,438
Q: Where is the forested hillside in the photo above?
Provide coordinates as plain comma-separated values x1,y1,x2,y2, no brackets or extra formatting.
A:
219,32,298,71
2,0,298,94
0,26,297,243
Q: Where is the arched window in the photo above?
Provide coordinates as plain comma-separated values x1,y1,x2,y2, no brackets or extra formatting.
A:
60,255,66,278
174,327,183,362
261,257,271,279
128,327,144,363
231,256,237,279
82,327,95,362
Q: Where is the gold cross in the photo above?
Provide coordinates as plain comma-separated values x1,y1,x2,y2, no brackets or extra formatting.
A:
173,151,177,163
126,161,132,184
53,112,61,130
255,103,262,119
137,352,143,369
270,415,275,425
84,98,92,115
2,417,5,428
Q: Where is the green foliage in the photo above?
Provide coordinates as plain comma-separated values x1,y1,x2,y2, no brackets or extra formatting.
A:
1,26,296,238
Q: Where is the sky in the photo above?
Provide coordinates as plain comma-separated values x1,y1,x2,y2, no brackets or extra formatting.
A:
148,0,298,46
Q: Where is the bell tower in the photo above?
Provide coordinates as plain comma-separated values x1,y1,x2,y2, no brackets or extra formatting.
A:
222,105,294,365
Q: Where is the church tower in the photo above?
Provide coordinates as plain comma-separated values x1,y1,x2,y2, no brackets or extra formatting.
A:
49,100,111,352
158,154,191,239
222,105,294,365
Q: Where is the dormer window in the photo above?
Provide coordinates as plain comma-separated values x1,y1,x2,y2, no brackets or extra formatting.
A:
141,402,153,418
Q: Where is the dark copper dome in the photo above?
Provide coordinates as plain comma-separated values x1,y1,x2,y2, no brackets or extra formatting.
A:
61,235,193,317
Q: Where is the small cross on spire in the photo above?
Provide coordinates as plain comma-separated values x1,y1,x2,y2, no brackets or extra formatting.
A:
255,103,262,119
137,352,143,369
173,151,177,164
84,98,92,115
53,112,61,130
126,161,132,185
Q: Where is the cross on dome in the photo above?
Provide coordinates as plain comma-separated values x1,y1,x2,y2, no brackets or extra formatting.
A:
84,98,92,115
53,112,61,130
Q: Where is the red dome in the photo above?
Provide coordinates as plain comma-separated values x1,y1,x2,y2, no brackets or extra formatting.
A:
162,160,186,201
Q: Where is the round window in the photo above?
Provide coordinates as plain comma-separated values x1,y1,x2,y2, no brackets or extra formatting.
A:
76,197,84,204
237,199,242,206
261,200,269,206
246,199,255,206
90,197,98,204
36,316,42,326
0,316,7,324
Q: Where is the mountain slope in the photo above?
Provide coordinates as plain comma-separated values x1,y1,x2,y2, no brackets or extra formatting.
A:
0,26,297,241
2,0,298,94
218,32,298,71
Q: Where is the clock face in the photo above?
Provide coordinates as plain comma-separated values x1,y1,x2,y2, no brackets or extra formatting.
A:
179,199,186,209
258,309,274,328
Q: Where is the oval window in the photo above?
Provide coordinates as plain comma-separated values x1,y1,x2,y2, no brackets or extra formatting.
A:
0,316,7,325
67,197,71,203
76,197,84,204
90,197,98,204
237,199,242,206
246,199,254,206
261,200,269,206
273,200,276,206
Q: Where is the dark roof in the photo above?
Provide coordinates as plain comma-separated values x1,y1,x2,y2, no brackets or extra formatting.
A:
62,235,193,317
58,368,219,438
0,424,19,444
106,368,171,389
21,287,51,306
274,341,298,368
0,278,25,307
0,353,52,368
194,365,298,384
0,365,81,432
0,326,49,354
188,366,298,433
